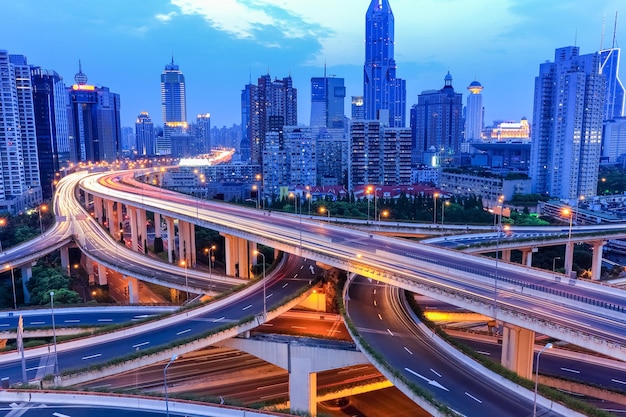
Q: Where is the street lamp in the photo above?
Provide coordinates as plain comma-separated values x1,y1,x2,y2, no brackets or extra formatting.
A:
255,173,263,209
253,250,267,316
39,204,48,236
204,245,216,293
433,192,439,224
366,186,373,222
50,291,59,377
0,218,6,252
552,256,561,272
562,207,574,277
289,192,298,215
5,265,16,310
164,354,179,417
441,200,450,225
378,209,389,222
180,260,189,301
533,343,553,417
319,206,330,223
252,185,259,209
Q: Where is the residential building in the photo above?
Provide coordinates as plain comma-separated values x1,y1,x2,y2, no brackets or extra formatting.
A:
135,112,155,156
529,46,604,203
363,0,406,127
439,170,532,203
196,113,211,154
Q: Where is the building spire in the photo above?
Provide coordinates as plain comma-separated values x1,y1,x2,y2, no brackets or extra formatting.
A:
74,59,88,85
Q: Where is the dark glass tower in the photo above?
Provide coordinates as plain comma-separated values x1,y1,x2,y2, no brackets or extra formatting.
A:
310,76,346,130
600,47,625,119
363,0,405,127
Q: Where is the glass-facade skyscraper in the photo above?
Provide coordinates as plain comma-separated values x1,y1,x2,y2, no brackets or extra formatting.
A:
600,47,625,120
161,58,187,143
310,76,346,131
363,0,406,127
135,111,155,156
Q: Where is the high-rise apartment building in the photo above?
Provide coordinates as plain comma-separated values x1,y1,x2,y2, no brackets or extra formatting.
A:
310,76,346,131
465,81,484,141
285,126,316,187
31,66,69,199
363,0,406,127
196,113,211,154
411,72,463,166
135,112,155,156
349,120,411,189
529,46,604,202
600,47,625,119
351,96,365,120
66,63,121,163
241,74,297,164
0,51,42,213
161,57,188,153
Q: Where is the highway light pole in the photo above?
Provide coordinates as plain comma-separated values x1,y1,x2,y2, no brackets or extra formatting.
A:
38,204,48,236
562,207,574,277
164,354,179,417
5,265,16,309
533,343,553,417
552,256,561,272
433,192,439,225
50,291,58,377
206,245,216,293
180,260,188,301
319,206,330,223
254,250,266,316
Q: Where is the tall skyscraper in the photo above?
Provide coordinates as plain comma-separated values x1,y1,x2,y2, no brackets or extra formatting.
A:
0,51,43,213
196,113,211,154
161,57,188,145
31,66,70,199
363,0,406,127
600,47,625,119
351,96,365,120
241,74,297,164
135,112,155,156
310,75,346,131
465,80,484,141
411,72,463,165
66,62,121,163
529,46,604,202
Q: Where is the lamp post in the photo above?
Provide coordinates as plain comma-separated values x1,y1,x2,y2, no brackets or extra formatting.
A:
254,250,267,316
164,354,179,417
0,218,6,251
552,256,561,272
252,185,259,209
319,206,330,223
366,186,373,222
39,204,48,236
50,291,58,377
433,192,439,224
5,265,16,309
205,245,216,293
441,200,450,225
180,260,188,301
562,207,574,277
255,173,263,209
533,343,553,417
378,209,389,222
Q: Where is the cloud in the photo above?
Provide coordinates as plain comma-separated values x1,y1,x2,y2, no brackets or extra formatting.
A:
155,11,177,22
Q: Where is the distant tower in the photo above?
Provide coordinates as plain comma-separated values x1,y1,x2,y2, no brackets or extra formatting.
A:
135,112,155,156
465,81,484,141
363,0,405,127
310,75,346,132
530,46,604,202
196,113,211,154
351,96,365,120
161,57,187,141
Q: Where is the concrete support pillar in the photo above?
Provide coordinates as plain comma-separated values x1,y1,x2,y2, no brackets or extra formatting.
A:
128,206,139,252
125,276,140,304
501,323,535,379
60,246,70,271
289,356,317,416
564,242,575,277
97,264,108,286
154,212,162,239
590,240,606,281
93,196,104,225
106,200,115,235
249,241,258,269
222,234,239,277
83,191,90,208
84,257,95,285
501,249,511,262
237,237,250,279
521,248,533,267
21,266,32,304
137,208,147,254
165,216,175,264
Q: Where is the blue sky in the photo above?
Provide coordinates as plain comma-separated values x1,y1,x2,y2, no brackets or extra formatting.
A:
1,0,624,129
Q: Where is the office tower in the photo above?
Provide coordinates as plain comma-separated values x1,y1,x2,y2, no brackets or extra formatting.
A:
135,112,155,156
530,46,604,202
600,47,625,119
351,96,365,120
465,81,484,141
30,66,70,200
363,0,406,127
349,120,411,189
196,113,211,154
411,72,463,166
66,62,121,163
0,51,42,213
161,57,188,146
310,75,346,132
241,73,297,164
602,117,626,163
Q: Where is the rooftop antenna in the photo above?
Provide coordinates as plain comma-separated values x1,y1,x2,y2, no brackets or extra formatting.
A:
612,11,618,48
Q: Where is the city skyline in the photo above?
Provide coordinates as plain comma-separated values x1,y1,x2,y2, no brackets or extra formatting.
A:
1,0,623,129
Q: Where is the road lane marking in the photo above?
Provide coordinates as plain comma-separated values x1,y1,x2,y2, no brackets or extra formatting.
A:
132,341,150,348
176,329,191,335
477,350,491,356
561,367,581,374
294,274,298,278
30,321,44,325
82,353,102,360
612,379,626,385
266,293,273,299
242,305,252,311
97,319,113,322
404,367,449,391
292,326,307,329
282,283,289,288
64,319,80,323
404,347,413,355
53,413,71,417
0,324,9,327
465,392,482,403
262,323,273,326
213,316,225,322
377,313,383,320
431,369,442,378
300,266,304,270
373,289,377,294
26,365,48,372
386,328,394,336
